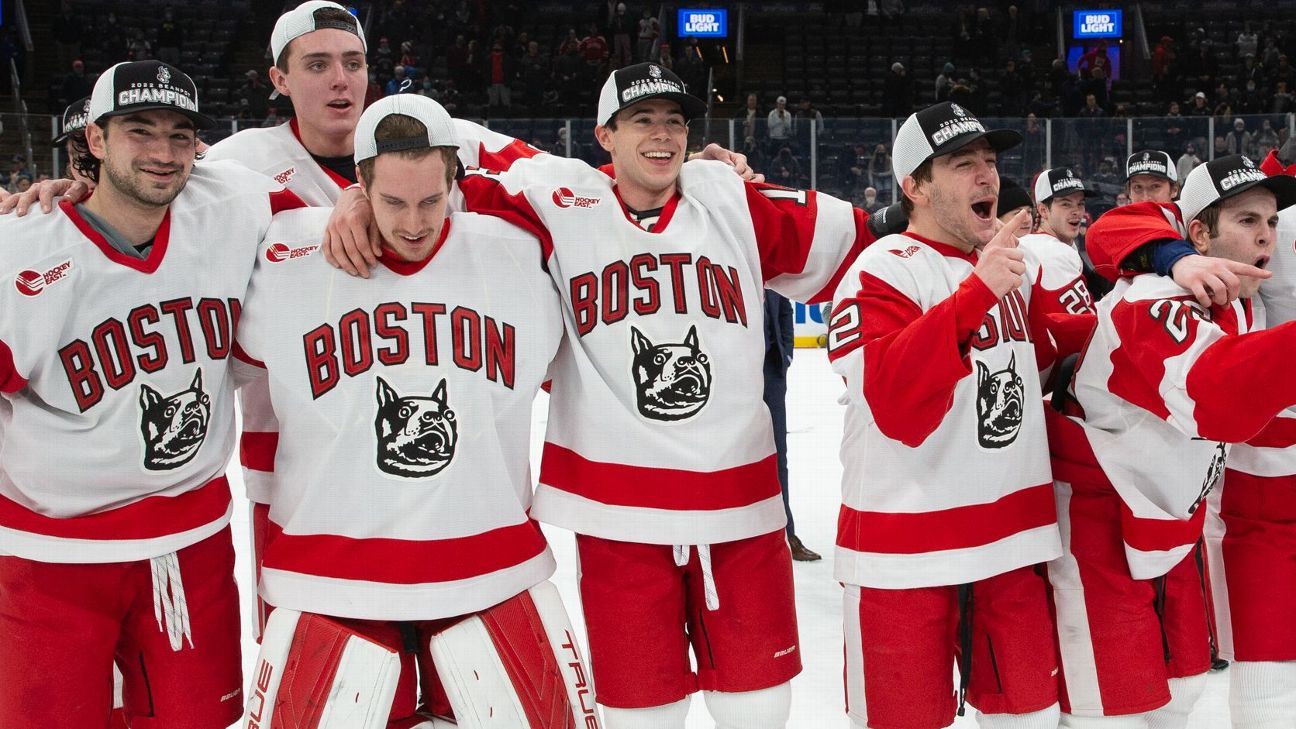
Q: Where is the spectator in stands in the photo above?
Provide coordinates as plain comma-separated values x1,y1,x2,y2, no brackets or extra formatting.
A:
385,65,409,96
1227,118,1252,156
519,40,549,108
1078,41,1111,79
59,59,91,109
1176,143,1201,180
677,37,706,92
636,8,659,63
53,2,82,74
1239,78,1265,114
365,70,383,109
373,37,395,80
446,34,470,89
1152,35,1177,100
261,107,282,129
1262,36,1281,69
882,61,913,118
797,98,824,140
417,74,439,100
398,41,418,73
242,69,270,118
156,6,183,67
736,93,760,146
557,28,582,58
769,146,802,187
1115,192,1130,206
1241,54,1265,88
1188,90,1211,116
1271,55,1296,93
1000,59,1025,115
935,62,955,103
1236,23,1259,60
861,186,883,213
486,43,514,109
1274,80,1295,114
609,3,634,69
580,23,609,76
1254,119,1281,157
1023,112,1045,173
555,43,584,107
1081,66,1110,110
1213,134,1229,159
767,95,793,151
867,143,893,199
9,175,31,196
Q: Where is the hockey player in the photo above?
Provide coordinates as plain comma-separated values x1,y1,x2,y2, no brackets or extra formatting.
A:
827,102,1071,729
320,62,907,729
1019,166,1099,315
1048,154,1296,727
235,94,595,729
0,60,301,728
1124,150,1179,204
52,96,92,183
996,174,1035,238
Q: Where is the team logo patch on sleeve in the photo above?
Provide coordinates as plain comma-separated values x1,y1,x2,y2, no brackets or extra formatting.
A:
974,353,1024,449
551,187,601,208
14,259,74,296
139,368,211,470
630,325,712,421
374,376,458,478
265,242,320,262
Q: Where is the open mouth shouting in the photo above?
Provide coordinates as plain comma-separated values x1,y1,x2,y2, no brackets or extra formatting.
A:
971,198,996,222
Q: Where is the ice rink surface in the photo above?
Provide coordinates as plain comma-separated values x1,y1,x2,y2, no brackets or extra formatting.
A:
228,349,1229,728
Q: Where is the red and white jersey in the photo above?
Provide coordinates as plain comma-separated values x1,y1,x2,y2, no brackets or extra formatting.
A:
1018,233,1094,315
1065,272,1296,578
826,232,1061,589
0,161,292,563
458,155,873,545
219,119,543,503
234,208,563,620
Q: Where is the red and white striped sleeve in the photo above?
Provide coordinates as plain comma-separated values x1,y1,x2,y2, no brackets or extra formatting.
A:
1085,201,1184,281
456,166,554,264
744,182,876,304
827,253,1000,447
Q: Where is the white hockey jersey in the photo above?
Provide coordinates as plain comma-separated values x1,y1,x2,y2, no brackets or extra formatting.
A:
1061,273,1296,579
0,161,291,563
457,156,874,545
235,208,563,621
216,118,543,503
826,232,1062,589
1018,232,1095,315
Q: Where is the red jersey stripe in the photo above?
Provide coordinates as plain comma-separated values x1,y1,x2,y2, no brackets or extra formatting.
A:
0,476,231,540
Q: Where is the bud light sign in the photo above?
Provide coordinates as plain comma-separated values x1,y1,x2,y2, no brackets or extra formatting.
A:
1073,9,1122,39
678,8,728,38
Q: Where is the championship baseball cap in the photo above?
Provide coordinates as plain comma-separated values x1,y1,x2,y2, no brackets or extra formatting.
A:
270,1,366,66
1033,167,1098,204
88,61,214,129
596,62,708,126
997,175,1032,214
51,96,91,146
353,94,458,164
892,102,1021,180
1177,154,1296,222
1124,150,1176,183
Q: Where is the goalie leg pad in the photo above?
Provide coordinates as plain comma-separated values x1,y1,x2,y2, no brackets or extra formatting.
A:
245,609,402,729
429,580,599,728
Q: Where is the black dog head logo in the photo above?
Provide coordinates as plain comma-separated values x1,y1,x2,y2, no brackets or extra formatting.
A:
374,376,457,478
975,353,1025,449
630,325,712,422
1188,442,1228,514
139,368,211,471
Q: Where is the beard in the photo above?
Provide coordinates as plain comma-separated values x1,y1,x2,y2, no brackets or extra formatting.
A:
101,157,190,209
929,183,996,248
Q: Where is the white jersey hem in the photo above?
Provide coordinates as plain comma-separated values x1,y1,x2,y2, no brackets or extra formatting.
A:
531,487,787,545
834,523,1062,589
0,502,233,564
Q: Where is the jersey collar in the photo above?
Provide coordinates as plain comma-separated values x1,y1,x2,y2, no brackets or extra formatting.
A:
377,217,452,276
289,117,354,191
904,231,978,264
59,198,171,274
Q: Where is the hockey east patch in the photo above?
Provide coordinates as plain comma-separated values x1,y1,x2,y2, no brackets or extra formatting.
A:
139,368,211,470
374,376,458,478
974,353,1024,449
630,325,712,422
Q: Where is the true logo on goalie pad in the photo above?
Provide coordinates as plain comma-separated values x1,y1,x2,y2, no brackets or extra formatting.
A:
630,325,712,421
374,376,458,477
975,353,1024,449
139,368,211,470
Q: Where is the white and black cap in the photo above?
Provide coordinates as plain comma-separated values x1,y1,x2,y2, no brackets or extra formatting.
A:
270,1,366,66
596,62,708,126
1124,150,1176,183
892,102,1021,180
1033,167,1097,203
353,94,458,164
52,96,91,146
88,61,214,129
1178,154,1296,222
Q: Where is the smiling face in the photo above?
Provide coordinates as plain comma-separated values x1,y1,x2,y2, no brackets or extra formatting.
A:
596,99,688,209
1038,190,1086,244
270,28,368,151
88,110,197,209
1127,174,1176,203
908,138,1001,249
1190,187,1279,299
363,150,453,263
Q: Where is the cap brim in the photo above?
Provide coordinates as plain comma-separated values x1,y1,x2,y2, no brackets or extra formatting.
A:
97,105,217,130
51,132,74,147
933,127,1022,161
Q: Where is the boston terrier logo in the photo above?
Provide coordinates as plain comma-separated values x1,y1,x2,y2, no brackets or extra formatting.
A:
1188,442,1227,514
630,325,712,421
975,353,1024,449
374,376,458,478
139,368,211,470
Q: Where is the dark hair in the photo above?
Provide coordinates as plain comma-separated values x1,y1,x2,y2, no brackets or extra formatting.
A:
356,113,458,187
1194,203,1222,238
78,116,207,184
275,7,361,72
899,159,934,215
